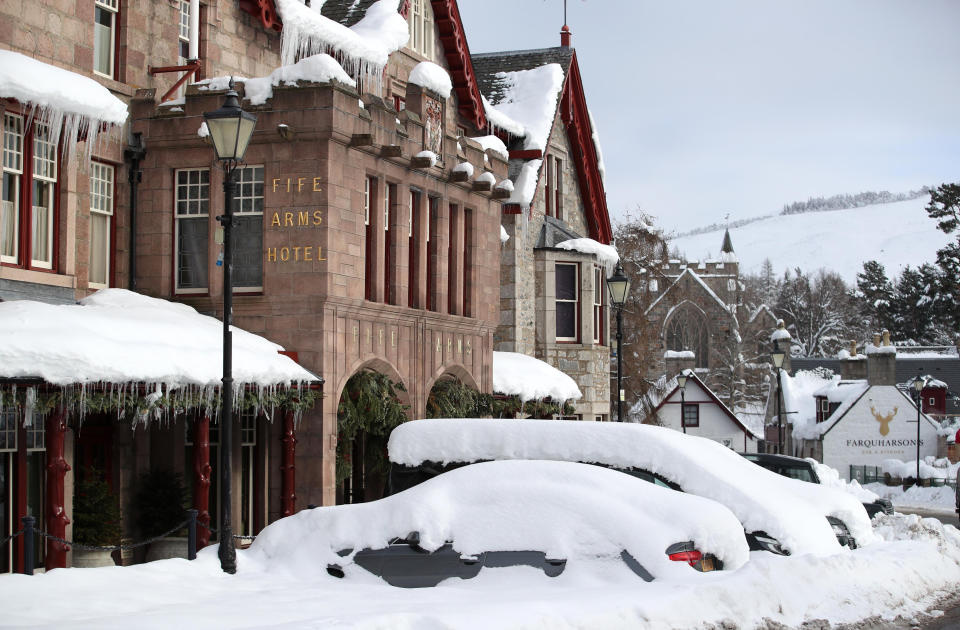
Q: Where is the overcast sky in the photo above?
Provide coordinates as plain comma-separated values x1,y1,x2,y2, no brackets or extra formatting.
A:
457,1,960,234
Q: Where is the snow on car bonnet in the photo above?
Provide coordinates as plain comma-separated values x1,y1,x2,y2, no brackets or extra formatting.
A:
388,419,876,555
246,460,749,579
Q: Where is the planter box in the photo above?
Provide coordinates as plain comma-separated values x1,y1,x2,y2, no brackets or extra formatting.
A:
72,548,116,568
146,536,189,562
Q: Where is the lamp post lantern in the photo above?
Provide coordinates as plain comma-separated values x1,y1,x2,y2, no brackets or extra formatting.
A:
607,261,630,422
677,371,688,434
913,375,925,487
203,78,257,575
771,343,786,454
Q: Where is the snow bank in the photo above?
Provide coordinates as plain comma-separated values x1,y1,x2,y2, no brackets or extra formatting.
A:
250,460,750,579
485,64,565,151
866,482,958,510
0,50,128,161
273,0,407,82
388,418,875,555
492,351,582,403
554,238,619,275
809,459,880,502
0,289,316,388
408,61,452,98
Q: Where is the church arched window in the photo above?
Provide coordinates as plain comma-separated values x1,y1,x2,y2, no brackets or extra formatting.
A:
665,306,709,368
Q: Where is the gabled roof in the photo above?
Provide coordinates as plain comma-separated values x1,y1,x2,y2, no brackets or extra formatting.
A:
650,371,760,439
645,267,731,316
820,385,939,437
241,0,488,130
472,46,611,244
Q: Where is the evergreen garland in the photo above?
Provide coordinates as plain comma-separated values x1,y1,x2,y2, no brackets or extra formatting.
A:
336,371,409,483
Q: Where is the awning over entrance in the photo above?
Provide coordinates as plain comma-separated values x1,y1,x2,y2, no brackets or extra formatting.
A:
0,289,318,389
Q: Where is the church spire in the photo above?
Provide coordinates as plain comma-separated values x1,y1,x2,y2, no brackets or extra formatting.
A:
720,229,737,263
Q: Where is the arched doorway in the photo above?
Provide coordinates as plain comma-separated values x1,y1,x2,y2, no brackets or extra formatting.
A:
425,369,486,419
335,369,409,504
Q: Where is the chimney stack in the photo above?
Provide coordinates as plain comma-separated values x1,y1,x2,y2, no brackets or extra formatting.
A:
560,24,571,47
664,351,695,378
866,329,897,386
840,339,866,380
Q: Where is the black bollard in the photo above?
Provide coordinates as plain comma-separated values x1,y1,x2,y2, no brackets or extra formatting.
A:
187,509,198,561
22,515,35,576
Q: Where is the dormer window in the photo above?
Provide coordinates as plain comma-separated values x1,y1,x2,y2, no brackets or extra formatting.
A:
408,0,435,60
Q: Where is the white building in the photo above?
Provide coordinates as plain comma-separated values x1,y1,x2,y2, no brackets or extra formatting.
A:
650,371,761,453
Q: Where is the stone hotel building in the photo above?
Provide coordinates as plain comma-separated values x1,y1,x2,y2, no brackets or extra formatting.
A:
0,0,613,571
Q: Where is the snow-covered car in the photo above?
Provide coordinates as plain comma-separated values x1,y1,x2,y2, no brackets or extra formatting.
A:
739,452,893,518
387,419,876,555
246,460,749,587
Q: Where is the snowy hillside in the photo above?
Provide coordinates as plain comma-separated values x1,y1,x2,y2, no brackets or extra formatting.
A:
670,197,952,283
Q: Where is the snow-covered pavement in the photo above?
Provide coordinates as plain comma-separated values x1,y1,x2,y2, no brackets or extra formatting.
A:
2,513,959,630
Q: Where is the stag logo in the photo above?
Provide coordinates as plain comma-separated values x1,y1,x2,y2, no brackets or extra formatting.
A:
870,405,898,436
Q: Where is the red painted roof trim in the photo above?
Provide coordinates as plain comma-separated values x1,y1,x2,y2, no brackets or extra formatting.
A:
509,149,543,160
239,0,282,31
431,0,487,131
560,51,611,244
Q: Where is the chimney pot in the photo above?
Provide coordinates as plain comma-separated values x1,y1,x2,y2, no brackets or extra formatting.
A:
882,329,891,346
873,332,881,346
560,24,571,47
849,339,857,356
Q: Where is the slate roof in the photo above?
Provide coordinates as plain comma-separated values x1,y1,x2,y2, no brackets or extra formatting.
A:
319,0,404,27
471,47,574,105
534,216,583,249
791,357,960,394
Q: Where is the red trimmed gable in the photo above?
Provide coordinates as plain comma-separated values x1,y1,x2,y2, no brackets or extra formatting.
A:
560,51,611,244
430,1,487,131
238,0,487,130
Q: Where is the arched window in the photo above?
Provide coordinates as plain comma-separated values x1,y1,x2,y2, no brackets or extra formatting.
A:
665,306,709,368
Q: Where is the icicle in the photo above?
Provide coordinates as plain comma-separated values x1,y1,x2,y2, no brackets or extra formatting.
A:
23,387,36,427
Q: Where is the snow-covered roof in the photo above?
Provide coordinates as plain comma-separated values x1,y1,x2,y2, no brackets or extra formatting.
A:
200,54,355,106
492,351,582,402
0,289,318,389
387,419,875,555
477,63,565,151
408,61,452,98
480,94,524,137
251,459,750,577
778,370,863,440
554,238,619,275
0,50,128,161
273,0,408,76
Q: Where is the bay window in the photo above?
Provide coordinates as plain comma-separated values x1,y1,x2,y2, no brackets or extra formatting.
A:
555,262,579,341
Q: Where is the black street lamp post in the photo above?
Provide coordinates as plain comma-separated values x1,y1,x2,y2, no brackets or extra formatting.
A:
203,79,257,575
677,371,688,434
607,261,631,422
771,343,786,454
